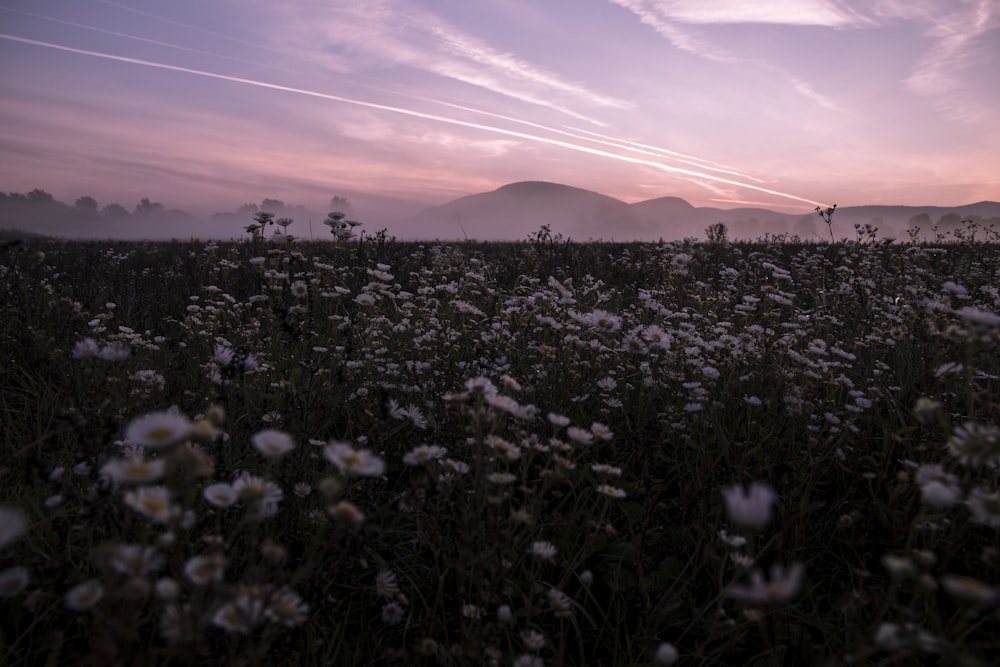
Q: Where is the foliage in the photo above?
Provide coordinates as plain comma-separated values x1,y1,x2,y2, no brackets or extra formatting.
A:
0,235,998,666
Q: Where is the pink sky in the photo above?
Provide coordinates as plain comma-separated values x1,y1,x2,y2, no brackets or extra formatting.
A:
1,0,998,224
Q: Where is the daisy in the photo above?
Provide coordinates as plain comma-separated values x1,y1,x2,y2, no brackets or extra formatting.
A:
123,486,174,523
596,484,627,499
402,444,448,466
212,594,266,634
966,486,1000,528
375,569,399,598
724,562,805,605
265,587,310,627
101,457,165,485
323,442,385,477
184,554,227,586
941,574,999,605
0,566,29,598
65,580,104,611
947,421,1000,468
530,541,558,562
124,411,192,449
251,429,296,458
109,544,163,577
203,482,238,508
721,482,777,531
381,601,406,625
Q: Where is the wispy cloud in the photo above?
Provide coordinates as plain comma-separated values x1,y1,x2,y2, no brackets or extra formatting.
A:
903,0,999,126
0,6,301,75
267,0,628,123
0,32,827,208
631,0,869,27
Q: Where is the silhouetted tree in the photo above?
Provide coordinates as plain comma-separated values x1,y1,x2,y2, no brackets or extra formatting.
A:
27,188,54,203
260,199,285,214
134,197,165,218
330,195,352,214
101,203,132,220
75,196,99,219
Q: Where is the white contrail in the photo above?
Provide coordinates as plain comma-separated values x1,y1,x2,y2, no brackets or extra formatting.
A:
0,6,301,75
413,96,762,182
0,33,828,208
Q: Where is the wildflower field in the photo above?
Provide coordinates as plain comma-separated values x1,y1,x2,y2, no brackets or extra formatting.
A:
1,232,998,666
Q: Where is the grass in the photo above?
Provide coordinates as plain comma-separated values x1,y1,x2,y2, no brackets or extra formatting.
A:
0,231,998,666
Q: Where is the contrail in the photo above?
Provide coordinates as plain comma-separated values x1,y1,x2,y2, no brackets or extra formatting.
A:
0,6,301,75
0,33,828,208
412,96,763,182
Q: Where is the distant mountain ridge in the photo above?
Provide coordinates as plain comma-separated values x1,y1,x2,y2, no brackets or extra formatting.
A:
401,180,1000,241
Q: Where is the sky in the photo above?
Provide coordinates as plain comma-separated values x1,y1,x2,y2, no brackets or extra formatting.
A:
1,0,998,226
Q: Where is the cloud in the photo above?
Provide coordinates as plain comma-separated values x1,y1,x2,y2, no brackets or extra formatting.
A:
630,0,869,26
266,0,628,123
0,32,828,208
904,0,999,126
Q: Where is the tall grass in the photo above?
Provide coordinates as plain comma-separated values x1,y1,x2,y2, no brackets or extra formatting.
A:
1,233,998,666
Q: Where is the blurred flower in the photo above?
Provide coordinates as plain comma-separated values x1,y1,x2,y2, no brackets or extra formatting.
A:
0,566,29,598
123,486,174,523
947,421,1000,468
376,569,399,598
874,622,940,653
402,444,448,466
722,482,777,530
212,594,266,634
965,486,1000,528
596,484,627,499
530,541,558,562
724,562,804,605
101,457,164,485
941,574,999,605
184,554,227,585
324,442,385,477
71,338,99,359
65,580,104,611
381,601,406,625
654,642,679,666
251,429,295,458
266,587,310,627
124,411,192,449
203,482,238,508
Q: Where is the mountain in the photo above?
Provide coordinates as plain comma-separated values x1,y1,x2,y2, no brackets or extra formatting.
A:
398,181,656,241
395,181,1000,241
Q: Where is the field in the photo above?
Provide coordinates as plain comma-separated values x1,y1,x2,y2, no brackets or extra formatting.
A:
1,232,998,666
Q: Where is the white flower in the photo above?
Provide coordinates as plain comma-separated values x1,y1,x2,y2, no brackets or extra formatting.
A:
381,601,406,624
722,482,777,530
123,486,174,523
71,338,100,359
530,541,558,562
521,629,546,651
124,411,192,449
654,642,679,665
375,569,399,598
203,482,238,508
0,566,30,598
251,429,295,458
101,457,165,485
65,580,104,611
724,562,804,605
402,444,448,466
323,442,385,477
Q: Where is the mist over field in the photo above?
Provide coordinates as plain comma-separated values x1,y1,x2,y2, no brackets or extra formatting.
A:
4,182,1000,243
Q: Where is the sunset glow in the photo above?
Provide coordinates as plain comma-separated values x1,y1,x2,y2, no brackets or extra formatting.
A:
1,0,998,229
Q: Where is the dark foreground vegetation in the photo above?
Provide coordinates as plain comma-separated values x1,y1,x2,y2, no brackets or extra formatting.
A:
1,233,998,666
